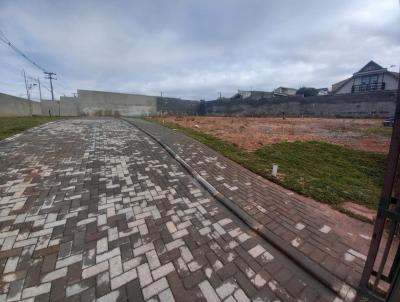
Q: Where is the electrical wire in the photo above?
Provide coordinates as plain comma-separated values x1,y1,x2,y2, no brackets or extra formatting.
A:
0,30,49,73
0,30,75,97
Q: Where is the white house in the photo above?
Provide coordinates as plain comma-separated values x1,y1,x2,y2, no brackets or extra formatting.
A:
272,87,297,97
237,90,273,100
332,61,399,94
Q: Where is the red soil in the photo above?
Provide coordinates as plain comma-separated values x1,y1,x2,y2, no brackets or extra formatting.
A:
157,116,391,153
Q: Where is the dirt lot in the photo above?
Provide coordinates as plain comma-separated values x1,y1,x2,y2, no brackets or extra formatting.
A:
156,116,391,153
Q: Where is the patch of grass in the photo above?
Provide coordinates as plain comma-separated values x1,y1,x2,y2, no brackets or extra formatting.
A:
355,127,393,138
149,118,386,210
254,141,385,209
0,116,63,140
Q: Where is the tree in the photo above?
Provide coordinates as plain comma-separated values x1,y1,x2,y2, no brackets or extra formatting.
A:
230,93,242,100
296,87,318,97
198,100,206,116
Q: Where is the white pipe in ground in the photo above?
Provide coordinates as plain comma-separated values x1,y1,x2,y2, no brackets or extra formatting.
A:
272,164,279,177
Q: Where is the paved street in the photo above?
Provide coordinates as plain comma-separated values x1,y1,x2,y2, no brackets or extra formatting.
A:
0,118,344,302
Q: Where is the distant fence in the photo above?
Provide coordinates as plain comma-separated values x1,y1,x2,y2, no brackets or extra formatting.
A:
0,90,397,118
205,91,397,118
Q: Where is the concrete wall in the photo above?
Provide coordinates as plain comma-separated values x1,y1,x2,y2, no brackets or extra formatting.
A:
0,93,40,117
1,90,199,117
40,100,61,116
1,89,397,118
156,97,200,115
78,89,157,116
77,89,200,116
31,101,42,116
60,96,79,116
205,91,397,118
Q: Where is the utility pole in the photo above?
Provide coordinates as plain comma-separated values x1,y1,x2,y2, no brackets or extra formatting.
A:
23,69,30,100
26,75,42,101
44,71,59,116
37,78,42,101
44,71,56,102
23,69,33,115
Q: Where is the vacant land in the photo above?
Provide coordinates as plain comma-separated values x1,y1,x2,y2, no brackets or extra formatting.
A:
0,116,63,140
157,116,391,153
151,116,389,216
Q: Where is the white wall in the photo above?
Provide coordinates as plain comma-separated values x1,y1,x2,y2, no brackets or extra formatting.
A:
40,100,60,116
385,74,399,90
78,89,157,116
0,93,37,116
60,96,79,116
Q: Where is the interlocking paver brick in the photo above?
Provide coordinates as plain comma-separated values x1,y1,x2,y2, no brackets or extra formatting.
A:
198,280,221,302
126,118,374,289
0,119,342,301
142,277,169,300
110,268,137,290
42,267,68,282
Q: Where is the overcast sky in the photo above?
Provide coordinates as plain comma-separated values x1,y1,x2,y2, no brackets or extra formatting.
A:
0,0,399,101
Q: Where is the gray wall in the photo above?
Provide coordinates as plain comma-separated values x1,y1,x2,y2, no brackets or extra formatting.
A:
1,90,397,118
60,96,79,116
0,93,76,117
78,89,157,116
40,100,61,116
205,91,397,118
31,101,42,116
156,97,199,115
0,93,40,117
77,89,200,116
0,90,197,117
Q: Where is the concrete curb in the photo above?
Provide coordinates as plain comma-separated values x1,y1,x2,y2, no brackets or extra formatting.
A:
124,118,357,301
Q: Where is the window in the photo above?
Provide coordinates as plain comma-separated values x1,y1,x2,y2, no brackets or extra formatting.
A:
361,74,378,84
370,75,378,84
361,76,370,84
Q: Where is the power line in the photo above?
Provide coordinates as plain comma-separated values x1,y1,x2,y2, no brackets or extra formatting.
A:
0,30,48,73
0,29,58,100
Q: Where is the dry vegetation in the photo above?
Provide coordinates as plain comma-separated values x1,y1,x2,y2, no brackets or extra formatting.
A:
157,116,391,153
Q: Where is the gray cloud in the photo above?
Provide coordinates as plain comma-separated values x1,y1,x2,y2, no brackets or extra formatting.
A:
0,0,399,100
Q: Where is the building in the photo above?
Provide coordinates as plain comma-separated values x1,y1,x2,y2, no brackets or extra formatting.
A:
272,87,297,97
317,88,329,96
331,61,399,94
237,90,273,100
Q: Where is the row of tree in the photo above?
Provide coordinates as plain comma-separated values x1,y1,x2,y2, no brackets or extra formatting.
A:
295,87,319,97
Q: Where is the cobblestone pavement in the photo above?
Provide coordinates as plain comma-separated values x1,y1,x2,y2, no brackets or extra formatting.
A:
0,118,344,302
126,118,373,290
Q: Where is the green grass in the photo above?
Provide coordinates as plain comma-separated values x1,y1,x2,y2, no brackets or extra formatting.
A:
150,119,386,211
0,116,63,140
354,126,393,138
